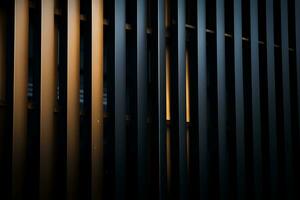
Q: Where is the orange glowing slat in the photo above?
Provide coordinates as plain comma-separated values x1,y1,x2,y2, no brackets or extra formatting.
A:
40,0,56,199
91,0,104,199
166,47,171,121
11,0,29,199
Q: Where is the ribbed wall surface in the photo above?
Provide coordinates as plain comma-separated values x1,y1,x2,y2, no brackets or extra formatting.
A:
0,0,299,199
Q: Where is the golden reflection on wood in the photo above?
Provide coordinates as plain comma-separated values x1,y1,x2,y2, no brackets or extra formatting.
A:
91,0,104,199
66,0,80,199
40,0,56,199
166,47,171,121
186,51,190,123
12,0,29,199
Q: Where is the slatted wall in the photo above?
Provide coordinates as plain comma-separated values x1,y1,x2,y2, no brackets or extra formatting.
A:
0,0,300,200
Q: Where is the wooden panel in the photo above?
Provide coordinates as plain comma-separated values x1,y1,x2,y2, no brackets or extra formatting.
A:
63,0,81,199
170,0,187,199
250,0,262,198
233,0,245,199
39,0,56,199
9,0,29,199
266,0,278,198
280,0,293,198
90,0,104,199
216,0,228,199
189,0,208,198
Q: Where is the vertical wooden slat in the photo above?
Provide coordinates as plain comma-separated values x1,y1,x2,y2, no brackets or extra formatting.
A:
216,0,228,199
7,0,29,199
170,0,187,199
108,0,126,199
250,0,262,198
266,0,278,198
152,0,167,199
61,0,81,199
296,0,300,135
90,0,104,199
39,0,56,199
132,0,148,199
189,0,208,199
280,0,293,198
234,0,245,199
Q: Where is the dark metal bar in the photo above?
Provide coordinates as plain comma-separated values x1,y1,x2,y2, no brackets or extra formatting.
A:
39,0,56,199
266,0,278,198
0,7,6,103
280,0,293,198
250,0,262,198
6,0,29,199
131,0,148,199
233,0,245,199
107,0,126,199
151,0,167,199
0,5,8,199
216,0,228,199
90,1,104,200
189,0,208,199
295,0,300,141
170,0,188,200
250,0,262,199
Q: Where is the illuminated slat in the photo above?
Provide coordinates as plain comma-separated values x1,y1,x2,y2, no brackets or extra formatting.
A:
185,51,190,123
39,0,56,199
107,0,126,199
216,0,228,199
280,0,293,198
189,0,208,199
59,0,81,199
250,0,262,198
90,0,104,199
7,0,29,199
234,0,245,199
170,0,187,199
266,0,278,198
152,0,167,199
166,48,171,121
